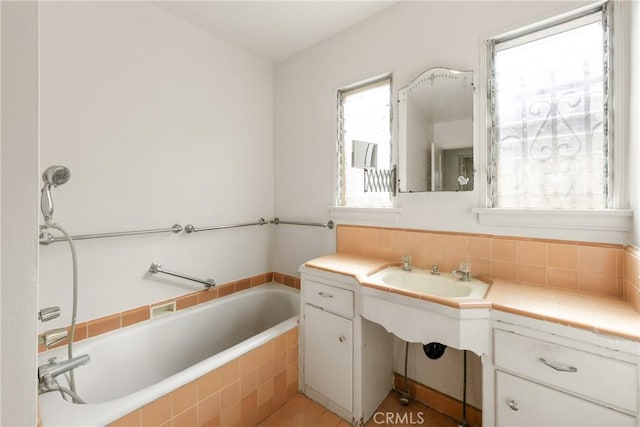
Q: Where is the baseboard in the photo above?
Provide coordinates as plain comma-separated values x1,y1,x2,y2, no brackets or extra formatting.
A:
393,373,482,427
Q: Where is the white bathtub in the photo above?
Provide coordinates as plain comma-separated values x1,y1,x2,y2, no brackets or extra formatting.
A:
38,283,300,426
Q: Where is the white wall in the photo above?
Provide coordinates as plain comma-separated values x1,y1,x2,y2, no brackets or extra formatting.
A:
630,0,640,247
393,339,482,409
0,4,3,422
38,2,274,331
273,0,631,280
404,97,432,191
273,0,602,411
1,2,39,425
434,119,473,150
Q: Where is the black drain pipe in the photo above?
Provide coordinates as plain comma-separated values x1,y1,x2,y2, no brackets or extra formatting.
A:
400,341,410,405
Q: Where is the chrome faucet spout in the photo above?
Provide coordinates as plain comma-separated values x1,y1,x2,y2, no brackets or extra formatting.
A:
454,270,471,282
39,327,68,348
38,354,90,390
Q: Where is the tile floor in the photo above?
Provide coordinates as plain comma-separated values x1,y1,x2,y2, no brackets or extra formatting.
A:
258,391,460,427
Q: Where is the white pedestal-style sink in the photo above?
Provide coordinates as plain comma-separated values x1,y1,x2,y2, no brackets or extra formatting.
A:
360,267,491,356
367,266,489,299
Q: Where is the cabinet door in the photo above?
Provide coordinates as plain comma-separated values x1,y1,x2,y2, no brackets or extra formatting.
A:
496,371,635,426
304,304,353,411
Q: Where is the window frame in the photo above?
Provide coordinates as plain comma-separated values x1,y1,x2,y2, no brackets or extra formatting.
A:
335,73,393,208
473,0,632,232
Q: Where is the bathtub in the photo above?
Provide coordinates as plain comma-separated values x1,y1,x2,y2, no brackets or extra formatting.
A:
38,283,300,426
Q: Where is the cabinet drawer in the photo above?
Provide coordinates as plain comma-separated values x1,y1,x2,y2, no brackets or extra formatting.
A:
494,329,638,413
303,280,354,318
496,371,635,426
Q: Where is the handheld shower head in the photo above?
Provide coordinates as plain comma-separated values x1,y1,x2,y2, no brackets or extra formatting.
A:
43,165,71,187
41,165,70,222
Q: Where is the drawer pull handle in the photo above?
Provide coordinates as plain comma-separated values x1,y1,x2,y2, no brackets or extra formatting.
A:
318,291,334,298
338,335,346,343
539,357,578,373
507,400,519,411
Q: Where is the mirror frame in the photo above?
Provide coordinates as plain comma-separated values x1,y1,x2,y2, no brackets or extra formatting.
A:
397,67,475,193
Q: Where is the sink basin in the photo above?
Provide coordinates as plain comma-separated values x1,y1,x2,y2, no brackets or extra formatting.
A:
367,266,488,299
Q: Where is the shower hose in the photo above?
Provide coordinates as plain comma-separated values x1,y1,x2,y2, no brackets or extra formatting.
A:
46,222,80,401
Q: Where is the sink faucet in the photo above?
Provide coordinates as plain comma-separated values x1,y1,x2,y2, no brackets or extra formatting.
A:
454,270,471,282
402,254,412,271
38,354,90,393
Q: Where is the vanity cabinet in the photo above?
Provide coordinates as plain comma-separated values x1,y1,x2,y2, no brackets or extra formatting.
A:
491,312,639,426
495,371,635,426
299,267,394,426
303,281,354,413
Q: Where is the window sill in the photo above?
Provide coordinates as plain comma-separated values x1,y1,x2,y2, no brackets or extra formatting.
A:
471,208,633,232
329,206,401,224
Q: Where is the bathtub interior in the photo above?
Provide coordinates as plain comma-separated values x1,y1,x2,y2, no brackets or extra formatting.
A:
42,284,299,403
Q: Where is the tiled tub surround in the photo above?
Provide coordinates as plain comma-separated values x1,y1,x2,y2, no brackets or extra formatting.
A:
108,328,299,427
38,284,299,426
38,272,302,352
337,224,640,312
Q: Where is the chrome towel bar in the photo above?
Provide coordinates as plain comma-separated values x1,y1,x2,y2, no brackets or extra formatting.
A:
39,223,183,245
270,217,335,229
148,263,215,289
39,215,335,246
184,217,268,233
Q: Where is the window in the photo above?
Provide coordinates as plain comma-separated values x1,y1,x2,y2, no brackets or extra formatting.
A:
489,4,610,209
337,75,392,207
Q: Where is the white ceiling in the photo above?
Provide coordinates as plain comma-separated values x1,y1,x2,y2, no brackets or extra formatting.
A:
151,1,397,63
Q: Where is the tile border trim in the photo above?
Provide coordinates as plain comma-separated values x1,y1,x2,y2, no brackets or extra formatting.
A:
38,271,301,352
337,223,625,248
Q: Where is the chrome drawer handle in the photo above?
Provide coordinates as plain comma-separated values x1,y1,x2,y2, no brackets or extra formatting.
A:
318,291,334,298
539,357,578,373
338,335,346,343
507,400,519,411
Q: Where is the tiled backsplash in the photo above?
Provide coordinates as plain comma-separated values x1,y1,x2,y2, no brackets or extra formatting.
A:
39,272,301,352
38,239,639,351
624,246,640,313
337,225,640,313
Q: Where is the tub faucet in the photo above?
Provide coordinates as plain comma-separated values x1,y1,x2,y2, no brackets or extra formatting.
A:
39,327,68,348
38,354,90,393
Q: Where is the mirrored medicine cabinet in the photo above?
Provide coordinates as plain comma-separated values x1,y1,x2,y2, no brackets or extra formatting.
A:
397,67,474,192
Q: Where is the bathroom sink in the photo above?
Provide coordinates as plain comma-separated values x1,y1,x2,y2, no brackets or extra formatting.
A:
367,266,488,299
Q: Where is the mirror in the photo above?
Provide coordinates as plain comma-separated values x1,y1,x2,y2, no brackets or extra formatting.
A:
352,140,378,169
398,68,474,192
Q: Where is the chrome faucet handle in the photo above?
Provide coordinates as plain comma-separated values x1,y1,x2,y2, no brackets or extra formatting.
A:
402,254,412,271
38,306,61,322
39,327,68,348
431,265,440,275
38,354,90,381
38,354,90,393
